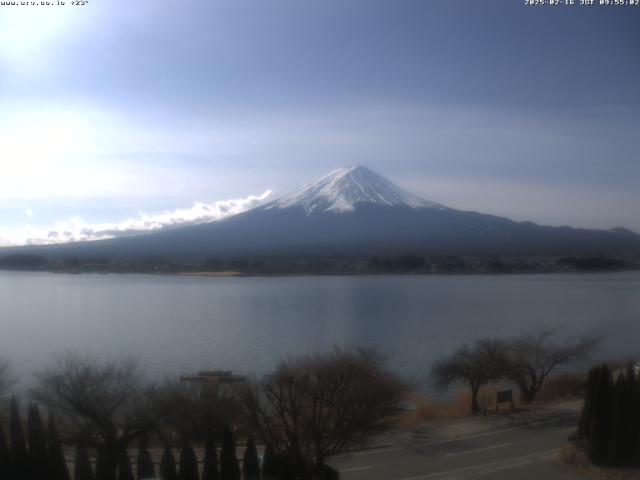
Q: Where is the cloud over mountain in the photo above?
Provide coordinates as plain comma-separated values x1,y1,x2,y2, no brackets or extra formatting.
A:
0,190,273,247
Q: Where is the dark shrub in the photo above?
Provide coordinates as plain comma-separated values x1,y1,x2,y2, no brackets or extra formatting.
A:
117,450,135,480
588,365,612,465
47,416,70,480
136,438,156,480
74,444,95,480
202,431,219,480
159,446,179,480
242,437,260,480
0,425,12,480
178,442,199,480
261,445,279,479
220,426,240,480
10,398,30,480
27,403,49,479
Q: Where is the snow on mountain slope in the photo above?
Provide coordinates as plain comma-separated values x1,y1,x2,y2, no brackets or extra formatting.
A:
267,165,446,214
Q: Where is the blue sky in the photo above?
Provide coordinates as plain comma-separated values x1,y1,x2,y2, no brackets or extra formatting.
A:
0,0,638,244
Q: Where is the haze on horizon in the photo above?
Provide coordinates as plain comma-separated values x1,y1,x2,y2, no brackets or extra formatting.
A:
1,0,638,246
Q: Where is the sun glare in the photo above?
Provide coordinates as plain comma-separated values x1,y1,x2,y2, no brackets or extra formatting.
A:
0,110,98,198
0,7,81,70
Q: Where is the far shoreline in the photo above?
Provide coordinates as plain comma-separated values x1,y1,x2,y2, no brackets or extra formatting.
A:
1,267,640,278
175,271,249,277
2,252,639,277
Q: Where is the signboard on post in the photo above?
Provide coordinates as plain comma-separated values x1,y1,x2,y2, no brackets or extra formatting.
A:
496,389,514,411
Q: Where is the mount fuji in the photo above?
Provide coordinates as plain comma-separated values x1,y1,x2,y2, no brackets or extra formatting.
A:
267,165,445,214
3,165,640,260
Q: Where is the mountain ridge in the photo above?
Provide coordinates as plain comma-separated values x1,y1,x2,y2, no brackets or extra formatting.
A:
1,166,639,261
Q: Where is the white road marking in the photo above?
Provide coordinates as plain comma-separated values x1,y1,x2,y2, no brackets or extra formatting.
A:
478,459,532,474
346,447,403,456
444,443,510,457
341,466,373,472
412,417,565,449
537,453,556,461
397,448,558,480
413,427,518,448
336,426,523,457
335,415,574,460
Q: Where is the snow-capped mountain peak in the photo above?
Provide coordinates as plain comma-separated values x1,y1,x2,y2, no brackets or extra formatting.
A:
270,165,446,214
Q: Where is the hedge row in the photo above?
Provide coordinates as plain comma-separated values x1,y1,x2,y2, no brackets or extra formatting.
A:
1,401,330,480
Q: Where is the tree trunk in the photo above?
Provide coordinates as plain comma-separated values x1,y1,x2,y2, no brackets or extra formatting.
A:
519,376,544,404
519,387,536,404
471,384,481,415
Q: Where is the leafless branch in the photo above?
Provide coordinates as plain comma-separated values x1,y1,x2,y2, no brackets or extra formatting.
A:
239,346,406,475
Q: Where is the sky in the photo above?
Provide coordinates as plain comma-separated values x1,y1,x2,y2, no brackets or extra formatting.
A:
0,0,638,245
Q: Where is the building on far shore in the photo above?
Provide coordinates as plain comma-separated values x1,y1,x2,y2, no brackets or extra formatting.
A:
180,370,246,398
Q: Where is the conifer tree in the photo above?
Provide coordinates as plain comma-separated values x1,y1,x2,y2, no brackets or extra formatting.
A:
609,374,628,465
279,456,296,480
589,365,613,465
260,445,279,480
95,450,113,480
117,450,135,480
28,403,49,479
0,425,13,480
578,366,599,438
202,431,219,480
220,426,240,480
10,398,30,480
159,446,179,480
626,363,640,457
136,438,156,480
242,437,260,480
74,444,95,480
178,442,199,480
47,415,71,480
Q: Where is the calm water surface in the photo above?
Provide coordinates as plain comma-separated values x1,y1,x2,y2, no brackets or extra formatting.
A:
1,271,639,388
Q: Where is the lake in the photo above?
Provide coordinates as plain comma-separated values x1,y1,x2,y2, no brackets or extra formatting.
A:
1,271,639,392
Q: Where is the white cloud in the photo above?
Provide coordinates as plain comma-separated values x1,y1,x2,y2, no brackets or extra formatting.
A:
0,190,272,247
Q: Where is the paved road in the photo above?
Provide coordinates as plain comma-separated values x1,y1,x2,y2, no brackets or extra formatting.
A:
328,408,590,479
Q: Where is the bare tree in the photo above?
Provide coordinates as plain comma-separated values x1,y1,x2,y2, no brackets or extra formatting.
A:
0,358,15,398
239,347,406,478
158,379,243,442
504,328,600,403
31,352,174,480
432,338,507,415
